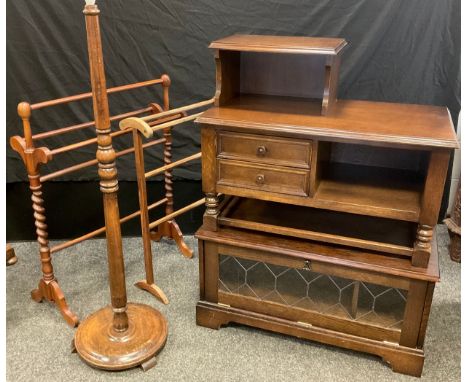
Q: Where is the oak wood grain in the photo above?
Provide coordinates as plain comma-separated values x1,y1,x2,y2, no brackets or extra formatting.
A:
218,197,416,256
198,95,458,149
219,291,401,343
196,301,425,377
217,159,309,197
216,242,410,290
218,131,311,169
210,35,347,55
195,227,440,283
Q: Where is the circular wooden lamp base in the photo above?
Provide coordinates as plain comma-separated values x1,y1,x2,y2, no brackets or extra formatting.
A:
74,303,168,371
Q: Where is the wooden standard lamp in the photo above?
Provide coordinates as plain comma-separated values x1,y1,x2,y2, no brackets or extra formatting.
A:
74,0,167,371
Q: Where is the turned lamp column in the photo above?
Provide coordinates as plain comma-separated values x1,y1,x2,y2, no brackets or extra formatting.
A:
74,1,167,371
85,0,128,332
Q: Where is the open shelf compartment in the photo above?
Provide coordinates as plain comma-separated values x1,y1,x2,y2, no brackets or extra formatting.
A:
210,35,346,115
218,197,418,257
313,142,428,222
313,164,424,222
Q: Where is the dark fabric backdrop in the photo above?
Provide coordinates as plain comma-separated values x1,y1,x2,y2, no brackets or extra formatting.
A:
6,0,460,183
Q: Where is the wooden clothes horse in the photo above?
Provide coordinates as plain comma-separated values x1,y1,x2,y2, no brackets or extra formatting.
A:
121,98,214,304
9,36,199,327
11,77,180,326
10,75,193,324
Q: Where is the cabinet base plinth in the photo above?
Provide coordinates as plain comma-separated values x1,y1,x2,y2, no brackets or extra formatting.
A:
196,301,425,377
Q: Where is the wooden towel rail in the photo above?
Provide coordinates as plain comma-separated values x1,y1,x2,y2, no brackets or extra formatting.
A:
32,106,154,140
30,77,165,111
120,98,214,138
50,197,168,254
148,198,205,230
145,152,202,179
9,73,204,327
118,95,213,302
41,138,165,182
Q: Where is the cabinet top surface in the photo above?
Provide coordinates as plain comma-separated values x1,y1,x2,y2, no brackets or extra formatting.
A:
197,96,459,149
209,34,347,55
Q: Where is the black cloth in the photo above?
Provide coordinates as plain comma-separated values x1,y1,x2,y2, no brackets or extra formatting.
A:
6,0,460,182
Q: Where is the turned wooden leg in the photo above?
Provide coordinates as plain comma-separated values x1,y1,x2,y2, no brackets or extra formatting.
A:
204,193,219,231
134,280,169,304
11,103,78,327
412,225,433,267
415,150,450,268
140,356,158,372
6,244,17,266
148,106,194,258
29,177,79,327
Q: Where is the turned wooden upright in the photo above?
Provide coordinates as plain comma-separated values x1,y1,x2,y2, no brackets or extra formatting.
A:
149,75,194,258
74,1,167,371
120,94,213,302
11,103,79,326
85,1,127,332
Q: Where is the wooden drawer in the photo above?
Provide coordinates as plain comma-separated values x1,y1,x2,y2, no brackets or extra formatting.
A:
217,159,309,197
218,131,311,168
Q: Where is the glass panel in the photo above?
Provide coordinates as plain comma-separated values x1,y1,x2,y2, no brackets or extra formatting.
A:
219,255,407,330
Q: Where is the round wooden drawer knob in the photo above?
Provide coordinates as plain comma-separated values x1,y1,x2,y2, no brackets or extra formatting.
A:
255,174,265,185
256,145,267,157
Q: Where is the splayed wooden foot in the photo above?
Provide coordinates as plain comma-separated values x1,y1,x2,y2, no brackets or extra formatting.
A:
6,244,17,266
150,220,193,258
31,278,79,327
135,279,169,304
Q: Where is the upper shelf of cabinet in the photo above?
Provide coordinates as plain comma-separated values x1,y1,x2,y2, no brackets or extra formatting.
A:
209,35,347,55
209,34,347,116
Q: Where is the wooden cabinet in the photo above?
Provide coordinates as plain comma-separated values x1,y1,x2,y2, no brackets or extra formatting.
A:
195,34,458,376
